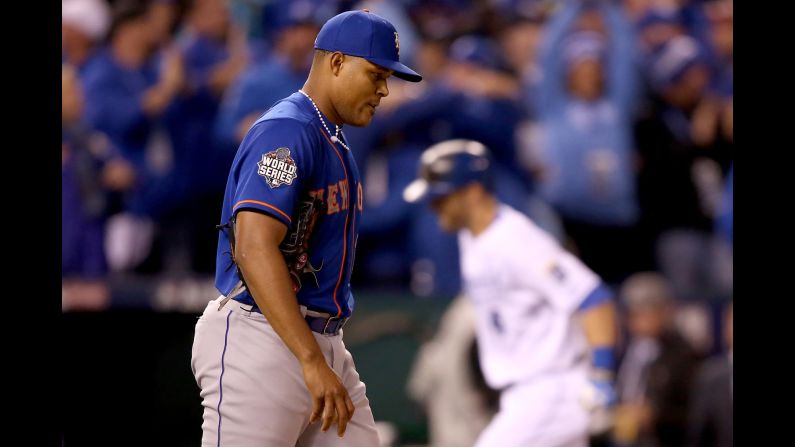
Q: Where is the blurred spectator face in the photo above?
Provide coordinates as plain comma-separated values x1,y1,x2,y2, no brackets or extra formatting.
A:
628,305,672,339
276,23,321,73
649,36,710,109
711,20,732,58
708,2,733,59
416,39,448,82
147,0,178,47
568,58,604,101
623,0,652,19
62,65,84,125
576,9,606,34
563,32,605,101
499,20,543,76
62,0,111,64
62,24,92,62
110,2,161,55
722,97,733,141
621,272,676,339
119,13,156,52
189,0,230,40
664,64,710,109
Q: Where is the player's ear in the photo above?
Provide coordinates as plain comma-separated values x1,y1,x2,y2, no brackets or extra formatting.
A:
329,52,344,76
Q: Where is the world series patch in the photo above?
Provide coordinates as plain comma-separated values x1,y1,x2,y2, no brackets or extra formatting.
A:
258,147,298,188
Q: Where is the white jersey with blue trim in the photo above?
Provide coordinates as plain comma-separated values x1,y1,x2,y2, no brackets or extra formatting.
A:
459,204,603,389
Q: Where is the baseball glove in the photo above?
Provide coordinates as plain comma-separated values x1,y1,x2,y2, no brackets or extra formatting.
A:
217,194,326,294
279,194,325,292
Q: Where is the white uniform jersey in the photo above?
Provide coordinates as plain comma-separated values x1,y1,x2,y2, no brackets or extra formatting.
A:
459,204,603,389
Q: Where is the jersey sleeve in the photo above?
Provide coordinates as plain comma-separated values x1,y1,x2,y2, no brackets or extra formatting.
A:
512,222,609,314
231,118,316,227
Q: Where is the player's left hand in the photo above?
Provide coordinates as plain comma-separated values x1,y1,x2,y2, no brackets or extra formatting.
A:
303,358,356,437
585,377,617,409
580,373,617,435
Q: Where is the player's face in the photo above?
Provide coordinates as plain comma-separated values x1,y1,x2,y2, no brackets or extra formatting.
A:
332,56,392,126
430,189,468,232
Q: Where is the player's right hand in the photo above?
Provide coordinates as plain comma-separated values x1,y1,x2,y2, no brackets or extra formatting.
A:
302,358,355,437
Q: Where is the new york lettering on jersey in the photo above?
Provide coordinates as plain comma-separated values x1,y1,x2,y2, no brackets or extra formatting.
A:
214,92,363,318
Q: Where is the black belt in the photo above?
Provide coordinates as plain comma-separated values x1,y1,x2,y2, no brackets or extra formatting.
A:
305,314,349,335
236,298,348,336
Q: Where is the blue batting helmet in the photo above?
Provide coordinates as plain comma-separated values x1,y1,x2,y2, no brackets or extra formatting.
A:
403,139,494,203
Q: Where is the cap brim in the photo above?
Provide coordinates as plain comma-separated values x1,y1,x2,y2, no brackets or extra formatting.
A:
367,57,423,82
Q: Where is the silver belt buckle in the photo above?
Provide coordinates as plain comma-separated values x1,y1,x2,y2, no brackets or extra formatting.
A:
323,316,348,335
322,317,336,335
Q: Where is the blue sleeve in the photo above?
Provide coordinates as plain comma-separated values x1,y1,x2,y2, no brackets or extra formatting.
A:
603,3,639,116
537,0,583,116
577,282,613,312
231,119,316,227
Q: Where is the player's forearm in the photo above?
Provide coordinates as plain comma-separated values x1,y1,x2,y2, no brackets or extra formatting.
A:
237,246,325,366
579,300,618,348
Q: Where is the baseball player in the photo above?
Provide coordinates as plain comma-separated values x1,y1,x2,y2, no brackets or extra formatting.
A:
191,10,421,447
404,139,619,447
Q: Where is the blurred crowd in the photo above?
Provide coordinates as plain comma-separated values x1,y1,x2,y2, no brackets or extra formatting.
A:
62,0,732,444
62,0,732,299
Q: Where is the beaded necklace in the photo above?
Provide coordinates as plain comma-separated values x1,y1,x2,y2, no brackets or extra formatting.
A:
298,89,350,151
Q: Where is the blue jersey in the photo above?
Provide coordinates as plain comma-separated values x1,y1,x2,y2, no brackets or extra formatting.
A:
215,92,363,318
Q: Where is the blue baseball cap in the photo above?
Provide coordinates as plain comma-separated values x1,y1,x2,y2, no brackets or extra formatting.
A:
647,35,708,92
562,31,606,68
403,140,494,203
314,10,422,82
448,35,505,70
